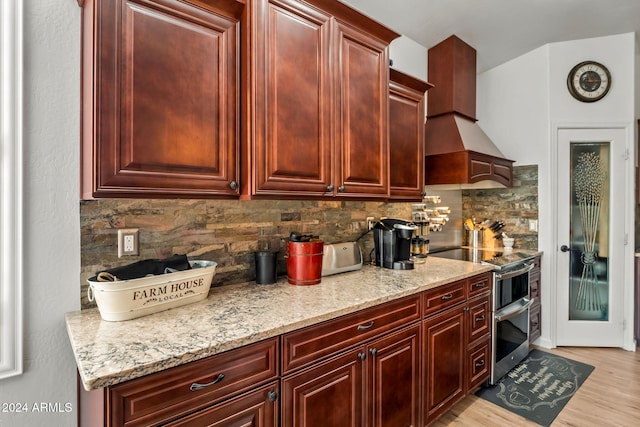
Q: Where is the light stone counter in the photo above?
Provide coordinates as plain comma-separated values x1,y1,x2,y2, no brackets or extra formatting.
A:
66,257,493,391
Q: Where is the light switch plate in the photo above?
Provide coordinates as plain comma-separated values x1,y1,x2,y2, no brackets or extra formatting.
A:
118,228,139,257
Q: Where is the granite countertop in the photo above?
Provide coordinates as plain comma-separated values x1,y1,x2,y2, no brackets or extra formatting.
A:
66,257,493,391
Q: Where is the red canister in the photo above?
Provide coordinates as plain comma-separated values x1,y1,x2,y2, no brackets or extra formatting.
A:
286,240,324,285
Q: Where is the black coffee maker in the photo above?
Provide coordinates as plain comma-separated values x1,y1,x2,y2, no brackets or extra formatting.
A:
373,219,416,270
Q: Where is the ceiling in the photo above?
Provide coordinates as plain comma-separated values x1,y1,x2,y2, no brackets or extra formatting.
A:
340,0,640,73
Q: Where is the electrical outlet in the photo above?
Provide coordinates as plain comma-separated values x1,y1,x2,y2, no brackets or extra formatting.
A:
529,220,538,232
118,228,139,257
366,217,375,230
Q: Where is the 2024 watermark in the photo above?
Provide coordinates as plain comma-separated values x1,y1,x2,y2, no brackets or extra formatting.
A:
1,402,73,413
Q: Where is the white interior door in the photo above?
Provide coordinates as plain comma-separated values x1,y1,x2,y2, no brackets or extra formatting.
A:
556,127,626,347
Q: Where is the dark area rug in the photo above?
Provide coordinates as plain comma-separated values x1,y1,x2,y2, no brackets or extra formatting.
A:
476,349,594,426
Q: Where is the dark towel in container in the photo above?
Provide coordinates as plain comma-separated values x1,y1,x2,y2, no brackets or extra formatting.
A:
92,254,191,281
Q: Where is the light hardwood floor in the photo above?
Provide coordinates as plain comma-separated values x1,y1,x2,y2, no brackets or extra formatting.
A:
433,346,640,426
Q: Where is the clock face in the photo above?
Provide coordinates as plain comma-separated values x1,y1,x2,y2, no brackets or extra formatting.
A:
567,61,611,102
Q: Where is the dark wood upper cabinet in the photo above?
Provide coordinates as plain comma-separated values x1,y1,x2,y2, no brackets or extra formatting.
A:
246,0,334,197
244,0,399,199
80,0,243,198
81,0,415,200
389,69,432,200
334,20,392,198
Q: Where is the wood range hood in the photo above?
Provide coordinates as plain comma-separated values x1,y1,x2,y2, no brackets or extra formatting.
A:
424,35,514,189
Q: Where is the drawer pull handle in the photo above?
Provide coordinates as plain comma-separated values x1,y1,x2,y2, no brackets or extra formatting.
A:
190,373,225,391
475,360,485,368
357,321,374,331
474,282,486,288
475,314,485,322
441,294,453,300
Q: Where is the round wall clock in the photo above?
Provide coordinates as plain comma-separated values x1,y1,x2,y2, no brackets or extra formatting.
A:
567,61,611,102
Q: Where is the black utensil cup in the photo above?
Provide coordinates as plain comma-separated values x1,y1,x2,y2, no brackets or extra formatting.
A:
254,251,278,284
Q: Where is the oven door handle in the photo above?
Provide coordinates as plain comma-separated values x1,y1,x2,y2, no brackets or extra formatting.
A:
494,297,534,322
494,262,534,281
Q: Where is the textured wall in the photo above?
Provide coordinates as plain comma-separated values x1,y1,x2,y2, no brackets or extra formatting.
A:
0,1,81,427
80,200,412,308
462,165,539,249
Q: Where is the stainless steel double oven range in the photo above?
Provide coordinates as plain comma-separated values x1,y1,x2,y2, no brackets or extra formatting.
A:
429,247,537,385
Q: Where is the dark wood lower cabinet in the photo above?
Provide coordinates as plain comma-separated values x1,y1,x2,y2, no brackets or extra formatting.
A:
529,256,542,346
422,275,492,426
281,324,421,427
423,305,466,424
281,348,365,427
368,324,421,427
80,274,493,427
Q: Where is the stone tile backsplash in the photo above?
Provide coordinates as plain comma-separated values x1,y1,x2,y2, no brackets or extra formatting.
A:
80,199,411,308
79,165,538,309
463,165,539,249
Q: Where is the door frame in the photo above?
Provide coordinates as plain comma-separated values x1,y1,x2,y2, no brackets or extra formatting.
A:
549,123,636,351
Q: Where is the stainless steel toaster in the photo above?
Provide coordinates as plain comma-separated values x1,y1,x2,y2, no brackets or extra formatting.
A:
321,242,363,276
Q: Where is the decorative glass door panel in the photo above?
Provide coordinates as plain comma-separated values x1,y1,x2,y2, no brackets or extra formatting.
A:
568,143,609,321
556,127,625,347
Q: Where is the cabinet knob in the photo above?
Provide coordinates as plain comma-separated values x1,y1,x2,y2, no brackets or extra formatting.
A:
358,352,367,361
267,391,278,402
338,185,346,193
229,181,239,190
327,184,334,192
369,348,378,357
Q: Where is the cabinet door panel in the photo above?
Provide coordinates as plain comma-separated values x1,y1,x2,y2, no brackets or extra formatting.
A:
281,349,365,427
368,324,421,427
89,0,240,197
252,0,333,195
423,306,465,424
335,22,389,197
388,75,426,200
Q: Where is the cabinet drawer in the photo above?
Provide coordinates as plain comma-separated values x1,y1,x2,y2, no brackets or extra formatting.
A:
530,270,541,301
423,280,466,316
163,380,279,427
530,303,541,346
467,272,492,298
467,339,491,391
467,294,491,344
109,338,278,427
282,295,420,373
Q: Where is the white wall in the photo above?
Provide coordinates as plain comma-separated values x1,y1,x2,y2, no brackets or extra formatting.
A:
0,1,80,426
477,32,637,349
389,35,428,81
